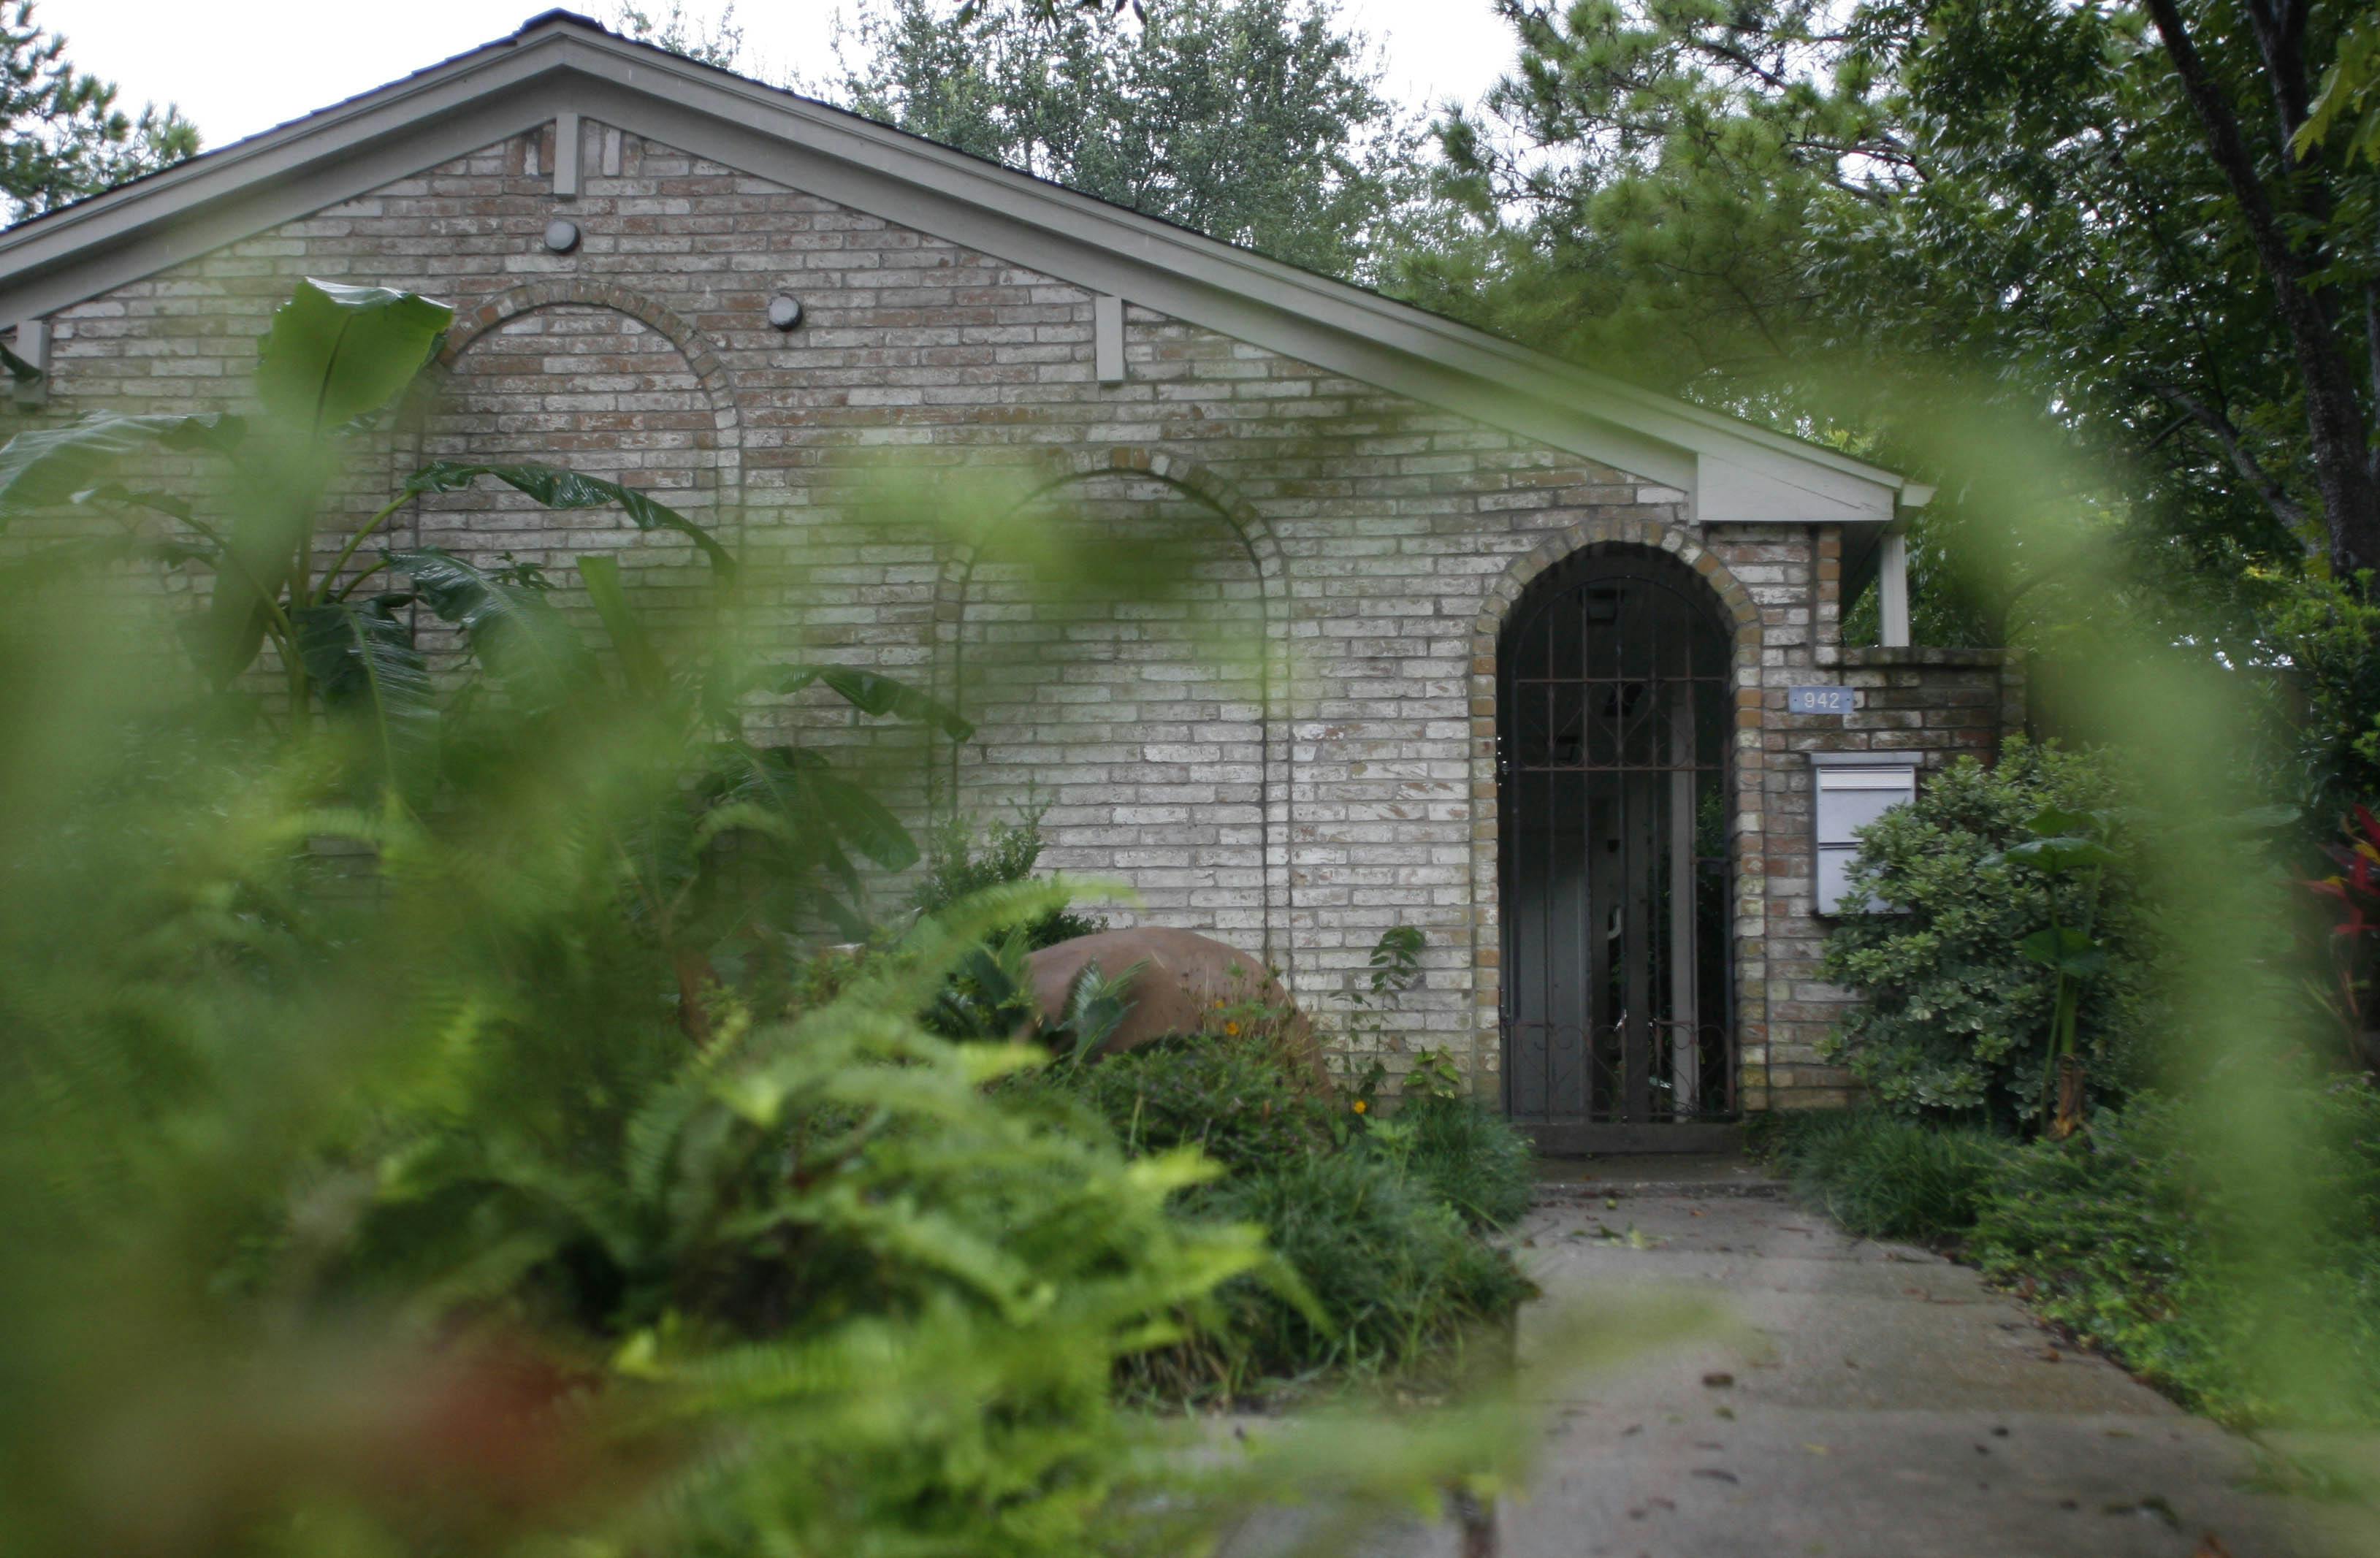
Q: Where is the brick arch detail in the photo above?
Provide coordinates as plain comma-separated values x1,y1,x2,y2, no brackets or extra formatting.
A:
396,280,745,546
928,447,1293,971
1463,518,1767,1104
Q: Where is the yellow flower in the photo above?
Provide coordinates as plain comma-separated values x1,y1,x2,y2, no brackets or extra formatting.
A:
1224,1021,1240,1036
1351,1099,1368,1115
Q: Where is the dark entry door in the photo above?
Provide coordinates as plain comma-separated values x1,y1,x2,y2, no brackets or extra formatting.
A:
1498,551,1735,1151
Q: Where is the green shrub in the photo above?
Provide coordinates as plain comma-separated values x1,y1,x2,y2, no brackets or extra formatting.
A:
1764,1110,2008,1243
1820,738,2163,1127
1010,1033,1536,1401
1397,1094,1537,1230
1771,1089,2380,1429
911,803,1104,950
1170,1150,1533,1397
2268,571,2380,815
1012,1031,1336,1175
1969,1085,2380,1427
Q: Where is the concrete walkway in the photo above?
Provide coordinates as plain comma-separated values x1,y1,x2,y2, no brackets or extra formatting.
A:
1484,1168,2345,1558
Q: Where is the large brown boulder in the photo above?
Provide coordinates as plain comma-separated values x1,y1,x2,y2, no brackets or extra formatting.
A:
1023,925,1326,1080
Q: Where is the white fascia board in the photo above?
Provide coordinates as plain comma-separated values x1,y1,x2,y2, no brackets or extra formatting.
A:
0,17,1920,525
1698,448,1896,527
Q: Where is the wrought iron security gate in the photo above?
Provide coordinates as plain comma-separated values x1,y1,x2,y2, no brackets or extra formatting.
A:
1498,551,1736,1152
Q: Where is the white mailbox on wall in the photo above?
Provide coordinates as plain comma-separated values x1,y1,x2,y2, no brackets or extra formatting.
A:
1810,751,1919,914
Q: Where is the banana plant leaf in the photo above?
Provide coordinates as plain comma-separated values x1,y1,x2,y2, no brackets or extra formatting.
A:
405,461,736,577
577,554,669,698
0,533,217,586
388,547,592,711
774,664,974,741
71,483,197,524
206,283,448,684
254,279,453,438
0,413,243,516
2019,925,2108,979
695,742,836,890
716,741,917,874
197,480,320,689
804,770,918,871
292,596,435,795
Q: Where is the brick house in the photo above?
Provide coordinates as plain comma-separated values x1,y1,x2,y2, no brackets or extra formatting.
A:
0,12,2019,1148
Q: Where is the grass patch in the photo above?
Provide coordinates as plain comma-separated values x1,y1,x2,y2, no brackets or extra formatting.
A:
1156,1148,1535,1399
1762,1108,2007,1243
1398,1093,1538,1231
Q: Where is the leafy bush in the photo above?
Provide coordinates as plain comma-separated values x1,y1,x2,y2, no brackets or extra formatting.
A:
1006,1028,1536,1402
1763,1109,2007,1243
1969,1085,2380,1427
911,803,1104,949
0,634,1266,1557
1820,738,2163,1126
2268,571,2380,815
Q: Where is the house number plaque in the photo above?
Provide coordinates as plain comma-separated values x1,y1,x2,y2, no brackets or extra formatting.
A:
1788,685,1857,716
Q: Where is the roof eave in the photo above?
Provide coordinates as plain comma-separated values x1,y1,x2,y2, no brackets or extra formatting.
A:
0,13,1922,527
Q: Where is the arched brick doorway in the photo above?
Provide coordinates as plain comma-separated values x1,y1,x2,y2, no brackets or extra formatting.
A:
1498,545,1738,1151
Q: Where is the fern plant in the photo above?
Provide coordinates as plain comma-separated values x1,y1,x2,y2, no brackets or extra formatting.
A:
0,578,1555,1555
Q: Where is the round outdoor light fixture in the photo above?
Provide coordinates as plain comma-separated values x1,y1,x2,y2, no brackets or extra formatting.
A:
767,294,804,331
543,218,581,254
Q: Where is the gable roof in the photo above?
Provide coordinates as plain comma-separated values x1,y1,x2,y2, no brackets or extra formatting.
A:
0,9,1927,528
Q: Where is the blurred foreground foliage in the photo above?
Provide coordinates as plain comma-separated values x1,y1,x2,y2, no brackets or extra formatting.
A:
0,568,1575,1557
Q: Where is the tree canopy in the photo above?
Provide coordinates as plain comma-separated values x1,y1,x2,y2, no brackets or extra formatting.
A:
826,0,1421,281
0,0,197,224
1393,0,2379,658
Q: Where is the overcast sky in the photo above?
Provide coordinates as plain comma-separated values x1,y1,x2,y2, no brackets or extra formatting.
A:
45,1,1517,152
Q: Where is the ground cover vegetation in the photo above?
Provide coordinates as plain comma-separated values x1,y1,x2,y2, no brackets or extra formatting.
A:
0,276,1557,1551
1001,1036,1538,1402
1779,724,2380,1434
1763,1089,2380,1429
